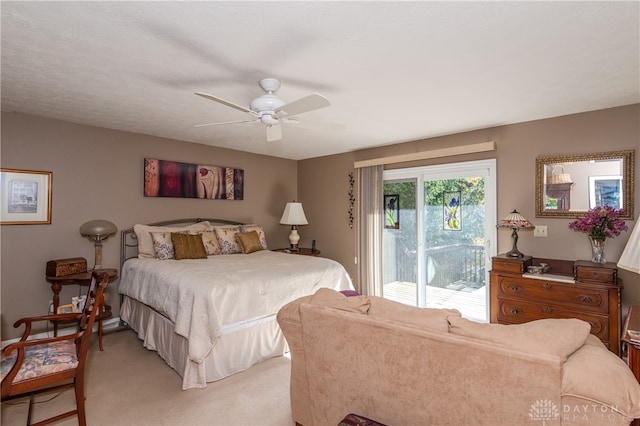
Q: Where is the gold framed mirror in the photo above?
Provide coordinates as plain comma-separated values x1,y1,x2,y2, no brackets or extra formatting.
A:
535,150,635,219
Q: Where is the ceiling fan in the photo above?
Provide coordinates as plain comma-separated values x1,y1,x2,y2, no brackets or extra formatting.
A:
195,78,331,142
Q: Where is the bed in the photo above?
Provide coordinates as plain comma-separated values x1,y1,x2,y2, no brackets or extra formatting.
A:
118,218,353,390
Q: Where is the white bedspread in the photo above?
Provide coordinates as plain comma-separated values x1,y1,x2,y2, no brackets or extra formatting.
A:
119,250,352,363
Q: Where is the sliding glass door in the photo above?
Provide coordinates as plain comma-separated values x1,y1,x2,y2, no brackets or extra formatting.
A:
382,160,496,321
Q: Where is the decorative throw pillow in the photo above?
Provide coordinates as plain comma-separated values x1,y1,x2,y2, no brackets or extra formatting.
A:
240,224,268,249
151,231,175,260
237,231,264,254
201,230,222,256
214,226,242,254
134,222,211,258
171,232,207,260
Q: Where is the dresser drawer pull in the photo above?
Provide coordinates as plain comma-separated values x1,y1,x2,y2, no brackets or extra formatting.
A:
509,308,523,315
543,282,553,289
579,295,594,304
541,306,554,314
508,285,521,292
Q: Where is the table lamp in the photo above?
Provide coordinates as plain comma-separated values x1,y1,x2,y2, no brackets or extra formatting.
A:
280,201,308,250
498,209,535,257
618,220,639,274
80,219,118,269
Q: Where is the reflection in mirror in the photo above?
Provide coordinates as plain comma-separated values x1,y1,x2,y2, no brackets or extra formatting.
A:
535,150,635,219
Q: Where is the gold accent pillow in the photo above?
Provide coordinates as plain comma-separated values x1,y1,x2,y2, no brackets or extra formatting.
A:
240,224,268,249
171,232,208,260
237,231,264,254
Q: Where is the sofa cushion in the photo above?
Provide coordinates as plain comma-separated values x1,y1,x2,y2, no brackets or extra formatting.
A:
448,316,591,361
368,297,461,333
310,288,371,313
562,334,640,419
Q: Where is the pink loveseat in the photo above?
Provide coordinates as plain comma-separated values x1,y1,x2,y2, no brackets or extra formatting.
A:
277,288,640,426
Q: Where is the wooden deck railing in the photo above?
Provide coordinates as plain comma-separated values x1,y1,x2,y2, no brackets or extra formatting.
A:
384,242,485,289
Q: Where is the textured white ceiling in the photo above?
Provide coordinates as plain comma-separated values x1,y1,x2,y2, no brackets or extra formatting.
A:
2,1,638,160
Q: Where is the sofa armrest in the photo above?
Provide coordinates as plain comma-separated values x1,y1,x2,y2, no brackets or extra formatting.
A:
277,296,313,426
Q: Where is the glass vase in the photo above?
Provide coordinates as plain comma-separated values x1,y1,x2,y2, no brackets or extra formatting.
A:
589,236,606,264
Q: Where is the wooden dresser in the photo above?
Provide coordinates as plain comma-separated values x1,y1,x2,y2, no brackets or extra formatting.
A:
490,254,621,355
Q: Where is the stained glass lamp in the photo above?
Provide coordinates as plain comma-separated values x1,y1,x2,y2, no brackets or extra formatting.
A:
498,209,535,257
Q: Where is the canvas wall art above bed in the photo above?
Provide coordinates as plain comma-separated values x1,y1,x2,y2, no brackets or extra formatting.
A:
119,218,353,389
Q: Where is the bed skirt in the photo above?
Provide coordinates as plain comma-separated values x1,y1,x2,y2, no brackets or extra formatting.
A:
120,296,287,390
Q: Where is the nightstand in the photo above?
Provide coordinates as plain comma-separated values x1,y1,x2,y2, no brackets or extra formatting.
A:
46,268,117,350
272,248,321,256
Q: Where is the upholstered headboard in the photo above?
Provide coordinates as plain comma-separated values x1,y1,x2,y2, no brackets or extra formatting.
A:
119,218,243,270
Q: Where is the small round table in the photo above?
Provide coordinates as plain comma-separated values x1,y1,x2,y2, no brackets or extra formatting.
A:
45,268,117,350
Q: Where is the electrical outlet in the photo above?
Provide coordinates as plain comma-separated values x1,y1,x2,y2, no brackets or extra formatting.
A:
534,226,548,237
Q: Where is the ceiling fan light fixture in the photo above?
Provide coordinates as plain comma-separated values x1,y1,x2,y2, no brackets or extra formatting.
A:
260,114,280,125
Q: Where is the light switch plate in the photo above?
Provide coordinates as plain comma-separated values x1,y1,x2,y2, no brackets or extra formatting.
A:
534,226,548,237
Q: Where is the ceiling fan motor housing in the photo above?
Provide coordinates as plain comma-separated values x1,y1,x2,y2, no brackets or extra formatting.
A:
250,94,286,114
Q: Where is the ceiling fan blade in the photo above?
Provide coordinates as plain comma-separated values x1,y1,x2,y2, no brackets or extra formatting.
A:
266,124,282,142
194,119,259,128
195,92,258,116
277,93,330,117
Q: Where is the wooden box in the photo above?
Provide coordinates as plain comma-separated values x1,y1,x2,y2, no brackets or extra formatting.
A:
491,255,532,274
46,257,87,277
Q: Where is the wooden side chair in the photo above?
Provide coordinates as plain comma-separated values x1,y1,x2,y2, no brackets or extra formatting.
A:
1,271,109,426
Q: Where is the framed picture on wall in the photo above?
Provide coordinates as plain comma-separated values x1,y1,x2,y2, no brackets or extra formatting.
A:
589,176,622,209
144,158,244,200
0,168,52,225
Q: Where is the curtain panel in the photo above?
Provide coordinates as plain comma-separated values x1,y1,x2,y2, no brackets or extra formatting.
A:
355,165,383,296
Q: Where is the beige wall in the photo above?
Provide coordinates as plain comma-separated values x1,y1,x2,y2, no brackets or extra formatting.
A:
2,105,638,340
299,104,640,310
0,112,297,339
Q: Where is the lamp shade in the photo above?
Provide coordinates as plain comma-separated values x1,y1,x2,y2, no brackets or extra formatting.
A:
79,219,117,270
79,220,118,241
279,202,309,226
618,220,640,274
498,210,535,229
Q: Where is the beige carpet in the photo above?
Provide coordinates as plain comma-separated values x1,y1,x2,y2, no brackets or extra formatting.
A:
1,329,294,426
